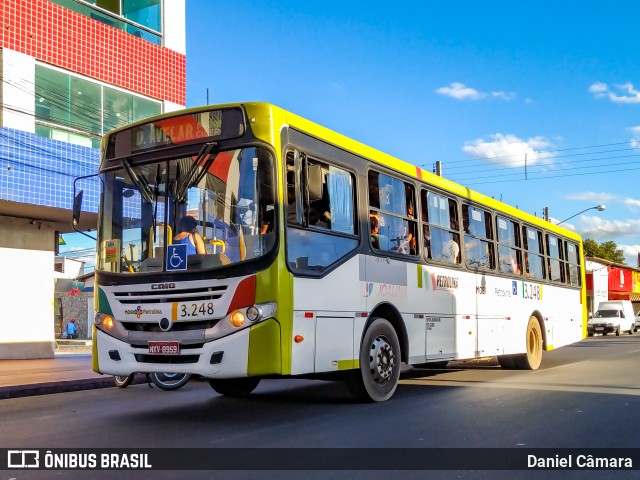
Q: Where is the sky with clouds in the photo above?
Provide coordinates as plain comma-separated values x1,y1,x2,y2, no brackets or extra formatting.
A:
181,1,640,265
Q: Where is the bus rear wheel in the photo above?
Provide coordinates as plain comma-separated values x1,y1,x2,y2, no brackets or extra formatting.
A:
209,378,260,397
347,318,401,402
512,316,543,370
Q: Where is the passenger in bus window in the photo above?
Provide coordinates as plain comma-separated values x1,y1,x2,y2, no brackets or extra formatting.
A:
423,225,431,258
407,201,415,219
397,229,416,255
441,236,460,263
370,214,380,249
510,252,522,275
174,215,206,255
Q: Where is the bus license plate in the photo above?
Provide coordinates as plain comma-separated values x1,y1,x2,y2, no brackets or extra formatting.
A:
148,341,179,355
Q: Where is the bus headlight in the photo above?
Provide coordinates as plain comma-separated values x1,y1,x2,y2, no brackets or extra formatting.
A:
246,305,262,322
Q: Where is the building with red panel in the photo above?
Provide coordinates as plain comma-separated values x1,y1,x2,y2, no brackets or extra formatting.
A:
585,257,640,317
0,0,185,358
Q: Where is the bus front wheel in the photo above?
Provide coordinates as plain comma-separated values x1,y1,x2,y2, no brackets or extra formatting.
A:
209,378,260,397
113,375,134,388
347,318,401,402
512,316,543,370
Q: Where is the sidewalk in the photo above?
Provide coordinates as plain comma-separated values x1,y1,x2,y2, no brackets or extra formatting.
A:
0,340,116,400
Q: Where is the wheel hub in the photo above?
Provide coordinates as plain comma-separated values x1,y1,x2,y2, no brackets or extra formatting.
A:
369,335,395,384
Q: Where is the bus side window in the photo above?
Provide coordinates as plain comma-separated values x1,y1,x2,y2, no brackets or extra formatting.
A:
546,234,565,283
368,171,417,256
462,204,495,270
523,226,546,280
565,241,581,286
496,216,522,276
421,189,460,264
285,150,358,274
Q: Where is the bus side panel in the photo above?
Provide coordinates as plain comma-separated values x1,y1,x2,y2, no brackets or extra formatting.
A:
290,311,316,375
291,256,364,374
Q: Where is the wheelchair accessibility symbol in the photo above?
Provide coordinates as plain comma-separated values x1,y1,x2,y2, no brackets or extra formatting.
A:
166,244,188,271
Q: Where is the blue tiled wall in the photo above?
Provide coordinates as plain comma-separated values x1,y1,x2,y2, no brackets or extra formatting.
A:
0,128,100,213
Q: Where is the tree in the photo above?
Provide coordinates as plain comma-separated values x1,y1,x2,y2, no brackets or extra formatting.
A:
583,238,625,264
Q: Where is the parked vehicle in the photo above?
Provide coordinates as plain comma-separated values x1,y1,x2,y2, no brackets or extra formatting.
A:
634,311,640,333
113,373,191,390
588,301,635,336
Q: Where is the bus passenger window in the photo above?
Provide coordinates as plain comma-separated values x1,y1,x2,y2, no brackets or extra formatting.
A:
463,204,495,270
546,234,565,283
523,226,546,280
368,171,417,256
496,216,522,276
421,190,460,264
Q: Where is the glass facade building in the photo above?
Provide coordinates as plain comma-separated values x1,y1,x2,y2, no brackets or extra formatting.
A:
0,0,185,358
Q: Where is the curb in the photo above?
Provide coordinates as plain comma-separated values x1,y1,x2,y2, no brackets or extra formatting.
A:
0,376,149,400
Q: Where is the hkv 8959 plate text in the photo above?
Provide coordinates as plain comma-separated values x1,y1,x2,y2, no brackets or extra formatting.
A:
148,341,179,355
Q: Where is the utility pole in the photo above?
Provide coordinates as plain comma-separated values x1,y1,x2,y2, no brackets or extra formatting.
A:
434,160,442,177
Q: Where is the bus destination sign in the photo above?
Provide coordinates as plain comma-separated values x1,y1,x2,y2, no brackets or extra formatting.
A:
107,107,245,159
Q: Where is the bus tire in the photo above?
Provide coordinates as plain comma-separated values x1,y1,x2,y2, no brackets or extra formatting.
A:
412,361,449,369
512,316,543,370
150,372,190,390
347,318,401,402
113,375,134,388
615,326,620,336
209,378,260,397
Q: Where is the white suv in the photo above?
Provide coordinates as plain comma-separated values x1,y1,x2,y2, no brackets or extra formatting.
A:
635,311,640,333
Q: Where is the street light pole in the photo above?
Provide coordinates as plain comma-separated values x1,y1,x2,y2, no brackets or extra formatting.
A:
556,205,606,225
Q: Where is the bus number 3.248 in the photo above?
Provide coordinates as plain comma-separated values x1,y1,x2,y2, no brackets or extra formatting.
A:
523,283,542,300
180,302,215,317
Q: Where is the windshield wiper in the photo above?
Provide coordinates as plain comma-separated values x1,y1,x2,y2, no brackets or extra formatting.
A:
176,142,216,203
122,159,154,204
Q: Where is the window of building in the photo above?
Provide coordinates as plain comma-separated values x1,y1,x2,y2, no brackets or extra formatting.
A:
463,204,495,270
123,0,162,32
35,65,162,147
369,171,417,256
496,216,522,275
421,189,460,264
523,226,546,280
49,0,162,45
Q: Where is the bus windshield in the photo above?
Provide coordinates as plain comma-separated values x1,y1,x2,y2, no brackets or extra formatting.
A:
96,146,276,274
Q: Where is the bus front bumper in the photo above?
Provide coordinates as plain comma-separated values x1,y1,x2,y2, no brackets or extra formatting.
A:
94,328,252,379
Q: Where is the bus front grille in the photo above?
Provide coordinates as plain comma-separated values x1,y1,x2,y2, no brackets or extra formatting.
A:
121,320,219,332
113,285,228,305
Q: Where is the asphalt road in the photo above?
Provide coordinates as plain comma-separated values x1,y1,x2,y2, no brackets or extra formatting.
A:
2,335,640,480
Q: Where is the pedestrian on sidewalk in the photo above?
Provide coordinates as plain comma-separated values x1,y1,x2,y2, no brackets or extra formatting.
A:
66,319,78,339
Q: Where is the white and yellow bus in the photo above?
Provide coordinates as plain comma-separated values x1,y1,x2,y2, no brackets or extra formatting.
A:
80,102,586,402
